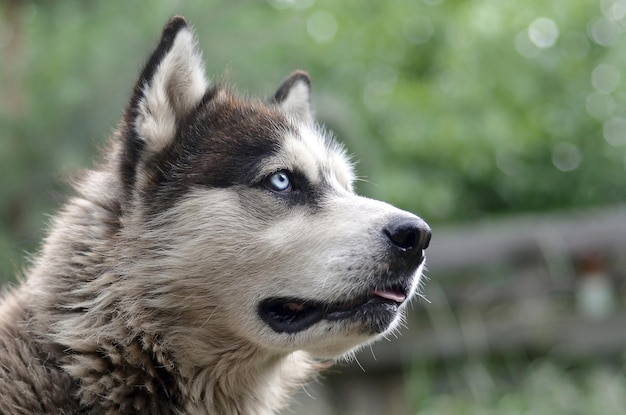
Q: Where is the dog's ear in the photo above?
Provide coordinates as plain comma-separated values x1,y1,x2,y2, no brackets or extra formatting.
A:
126,16,207,155
272,71,314,125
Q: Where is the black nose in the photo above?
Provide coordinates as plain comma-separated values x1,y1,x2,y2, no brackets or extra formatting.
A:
383,217,431,261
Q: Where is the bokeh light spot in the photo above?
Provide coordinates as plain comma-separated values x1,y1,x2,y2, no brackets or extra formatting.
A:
403,16,434,44
601,0,626,21
603,118,626,146
307,11,338,43
586,92,616,120
552,142,582,172
528,17,559,49
589,17,621,46
592,63,621,93
267,0,314,9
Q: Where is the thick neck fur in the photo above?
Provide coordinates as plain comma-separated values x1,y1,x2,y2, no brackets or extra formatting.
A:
19,148,316,414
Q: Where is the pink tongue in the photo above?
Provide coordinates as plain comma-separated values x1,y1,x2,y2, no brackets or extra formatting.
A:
373,290,406,303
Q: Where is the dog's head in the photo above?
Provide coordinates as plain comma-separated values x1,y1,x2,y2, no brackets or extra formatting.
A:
113,17,430,360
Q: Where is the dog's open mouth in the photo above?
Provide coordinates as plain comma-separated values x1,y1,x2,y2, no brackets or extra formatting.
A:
259,288,408,334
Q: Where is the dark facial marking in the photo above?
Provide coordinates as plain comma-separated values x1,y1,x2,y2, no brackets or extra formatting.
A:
139,94,293,211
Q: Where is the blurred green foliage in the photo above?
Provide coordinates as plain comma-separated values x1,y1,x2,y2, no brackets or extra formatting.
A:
407,359,626,415
1,0,625,281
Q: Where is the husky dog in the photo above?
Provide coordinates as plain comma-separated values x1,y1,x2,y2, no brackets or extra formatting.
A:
0,16,431,415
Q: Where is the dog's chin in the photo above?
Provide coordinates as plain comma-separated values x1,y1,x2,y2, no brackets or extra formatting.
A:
258,286,409,338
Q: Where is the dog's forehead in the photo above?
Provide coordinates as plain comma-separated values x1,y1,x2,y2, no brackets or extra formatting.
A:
191,92,355,191
197,93,287,146
270,124,355,191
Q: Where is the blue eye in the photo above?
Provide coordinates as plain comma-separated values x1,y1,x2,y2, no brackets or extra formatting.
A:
266,171,292,192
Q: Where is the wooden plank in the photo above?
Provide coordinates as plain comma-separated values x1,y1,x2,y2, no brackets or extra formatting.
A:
426,205,626,272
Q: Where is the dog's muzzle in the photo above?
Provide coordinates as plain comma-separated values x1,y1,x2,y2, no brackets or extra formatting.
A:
258,215,431,335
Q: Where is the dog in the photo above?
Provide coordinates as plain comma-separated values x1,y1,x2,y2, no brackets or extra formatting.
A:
0,16,431,414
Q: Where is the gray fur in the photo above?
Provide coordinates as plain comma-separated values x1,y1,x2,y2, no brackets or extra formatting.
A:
0,16,430,414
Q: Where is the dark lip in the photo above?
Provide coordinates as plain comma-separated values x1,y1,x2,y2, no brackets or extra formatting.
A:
258,285,408,334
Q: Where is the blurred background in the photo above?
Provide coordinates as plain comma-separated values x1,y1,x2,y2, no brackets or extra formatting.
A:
2,0,626,413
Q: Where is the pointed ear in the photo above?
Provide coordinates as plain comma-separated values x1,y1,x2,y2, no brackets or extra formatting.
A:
128,16,208,155
272,71,314,125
